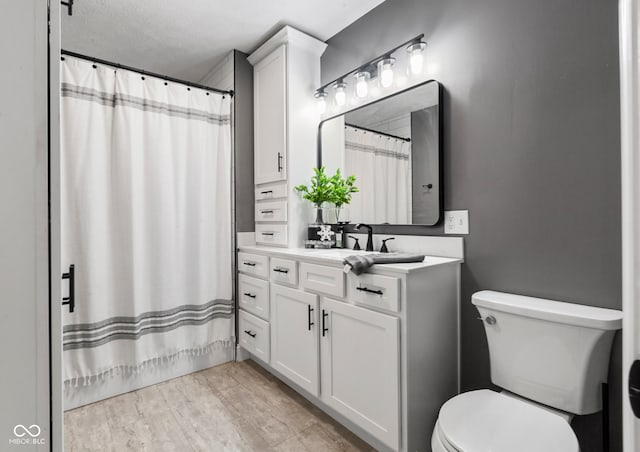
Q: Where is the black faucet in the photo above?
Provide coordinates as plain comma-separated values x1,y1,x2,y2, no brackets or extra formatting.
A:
355,223,374,252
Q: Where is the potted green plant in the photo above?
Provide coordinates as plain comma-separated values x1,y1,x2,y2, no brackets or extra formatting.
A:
294,166,334,224
330,168,358,223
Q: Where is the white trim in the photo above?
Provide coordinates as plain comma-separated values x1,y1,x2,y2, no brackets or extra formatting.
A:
49,1,63,450
620,0,640,449
247,25,327,66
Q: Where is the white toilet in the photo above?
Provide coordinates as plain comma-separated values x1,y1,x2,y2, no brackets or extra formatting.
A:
431,290,622,452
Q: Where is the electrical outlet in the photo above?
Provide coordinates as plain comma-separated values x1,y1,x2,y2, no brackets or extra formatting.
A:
444,210,469,234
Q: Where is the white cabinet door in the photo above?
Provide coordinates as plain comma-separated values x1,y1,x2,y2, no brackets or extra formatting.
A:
320,298,400,451
254,45,287,184
271,284,319,396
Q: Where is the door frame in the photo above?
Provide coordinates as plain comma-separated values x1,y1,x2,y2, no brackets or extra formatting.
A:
620,0,640,450
48,0,63,450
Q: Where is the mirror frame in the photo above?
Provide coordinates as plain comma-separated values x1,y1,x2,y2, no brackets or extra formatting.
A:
317,79,444,232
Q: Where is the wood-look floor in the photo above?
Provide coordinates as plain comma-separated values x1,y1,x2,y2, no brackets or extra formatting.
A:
64,360,375,451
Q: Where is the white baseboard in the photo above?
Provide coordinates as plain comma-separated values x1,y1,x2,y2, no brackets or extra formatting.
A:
235,344,251,361
64,346,233,410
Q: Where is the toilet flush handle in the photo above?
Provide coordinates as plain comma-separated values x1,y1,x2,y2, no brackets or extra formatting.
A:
477,315,497,325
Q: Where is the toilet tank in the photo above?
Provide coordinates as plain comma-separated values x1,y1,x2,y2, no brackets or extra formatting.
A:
472,290,622,415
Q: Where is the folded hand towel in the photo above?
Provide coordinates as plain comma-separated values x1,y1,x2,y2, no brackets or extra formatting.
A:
343,253,425,275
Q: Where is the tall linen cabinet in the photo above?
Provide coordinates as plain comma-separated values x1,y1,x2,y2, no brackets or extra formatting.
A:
248,26,327,248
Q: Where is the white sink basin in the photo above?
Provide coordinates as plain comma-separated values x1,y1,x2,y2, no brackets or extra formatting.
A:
302,249,381,259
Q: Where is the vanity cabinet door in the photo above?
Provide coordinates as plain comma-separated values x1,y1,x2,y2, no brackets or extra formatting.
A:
254,45,287,184
270,284,319,396
320,298,400,451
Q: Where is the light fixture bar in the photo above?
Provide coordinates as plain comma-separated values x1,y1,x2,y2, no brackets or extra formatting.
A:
315,33,425,95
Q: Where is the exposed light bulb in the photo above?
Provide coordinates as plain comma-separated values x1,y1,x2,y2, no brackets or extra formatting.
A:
406,41,427,76
379,58,395,88
333,81,347,106
354,71,370,98
314,90,327,114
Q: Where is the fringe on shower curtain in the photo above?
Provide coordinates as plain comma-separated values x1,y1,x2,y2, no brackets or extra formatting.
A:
60,56,234,386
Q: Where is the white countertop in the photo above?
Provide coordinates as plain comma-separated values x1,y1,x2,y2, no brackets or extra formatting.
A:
238,245,462,274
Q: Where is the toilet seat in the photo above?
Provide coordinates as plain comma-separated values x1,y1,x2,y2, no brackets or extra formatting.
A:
437,390,579,452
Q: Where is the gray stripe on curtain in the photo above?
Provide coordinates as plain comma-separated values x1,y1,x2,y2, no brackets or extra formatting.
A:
63,298,234,333
63,301,234,350
345,141,410,160
61,83,231,125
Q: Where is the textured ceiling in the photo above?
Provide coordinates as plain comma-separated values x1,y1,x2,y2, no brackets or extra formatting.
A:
62,0,386,83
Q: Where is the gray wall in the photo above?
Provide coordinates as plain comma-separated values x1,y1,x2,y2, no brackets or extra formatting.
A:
321,1,621,451
233,50,255,232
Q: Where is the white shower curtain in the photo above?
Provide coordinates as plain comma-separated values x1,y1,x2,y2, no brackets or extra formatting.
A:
344,125,411,224
60,57,233,385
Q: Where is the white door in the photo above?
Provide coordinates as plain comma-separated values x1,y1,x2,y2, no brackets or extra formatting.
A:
270,284,319,396
320,298,400,451
1,1,60,450
254,45,287,184
621,1,640,450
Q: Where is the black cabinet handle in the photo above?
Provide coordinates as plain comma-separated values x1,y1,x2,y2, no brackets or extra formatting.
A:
260,210,274,214
243,262,256,267
244,330,256,338
261,232,275,236
260,190,273,195
322,310,329,336
273,267,289,274
61,264,75,313
308,305,314,331
356,286,384,295
630,360,640,418
277,152,283,172
243,292,256,299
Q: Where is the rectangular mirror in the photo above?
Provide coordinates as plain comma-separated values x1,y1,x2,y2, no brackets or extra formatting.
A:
319,80,442,226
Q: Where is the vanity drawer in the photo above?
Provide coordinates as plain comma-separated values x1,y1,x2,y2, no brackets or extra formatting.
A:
238,274,270,320
238,310,270,363
255,200,288,222
255,224,288,246
270,257,298,286
238,252,269,279
348,273,400,313
255,182,288,201
300,262,345,298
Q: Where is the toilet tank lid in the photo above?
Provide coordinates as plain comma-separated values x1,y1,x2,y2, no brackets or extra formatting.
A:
472,290,622,330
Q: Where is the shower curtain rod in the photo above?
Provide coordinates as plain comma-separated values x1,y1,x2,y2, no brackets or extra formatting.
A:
61,50,234,97
345,123,411,142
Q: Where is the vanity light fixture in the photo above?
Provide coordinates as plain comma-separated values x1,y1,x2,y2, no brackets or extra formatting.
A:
314,90,328,114
313,33,425,113
333,81,347,106
378,57,395,88
407,40,427,75
354,71,370,98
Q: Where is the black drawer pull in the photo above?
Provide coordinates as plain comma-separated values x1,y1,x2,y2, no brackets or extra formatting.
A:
61,264,75,313
260,190,273,195
243,292,256,299
356,286,384,295
273,267,289,274
244,330,256,338
243,262,256,267
261,210,274,214
322,310,329,336
261,232,275,236
308,305,314,331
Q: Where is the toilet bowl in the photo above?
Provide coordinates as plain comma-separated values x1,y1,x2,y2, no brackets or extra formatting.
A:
431,290,622,452
431,390,579,452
